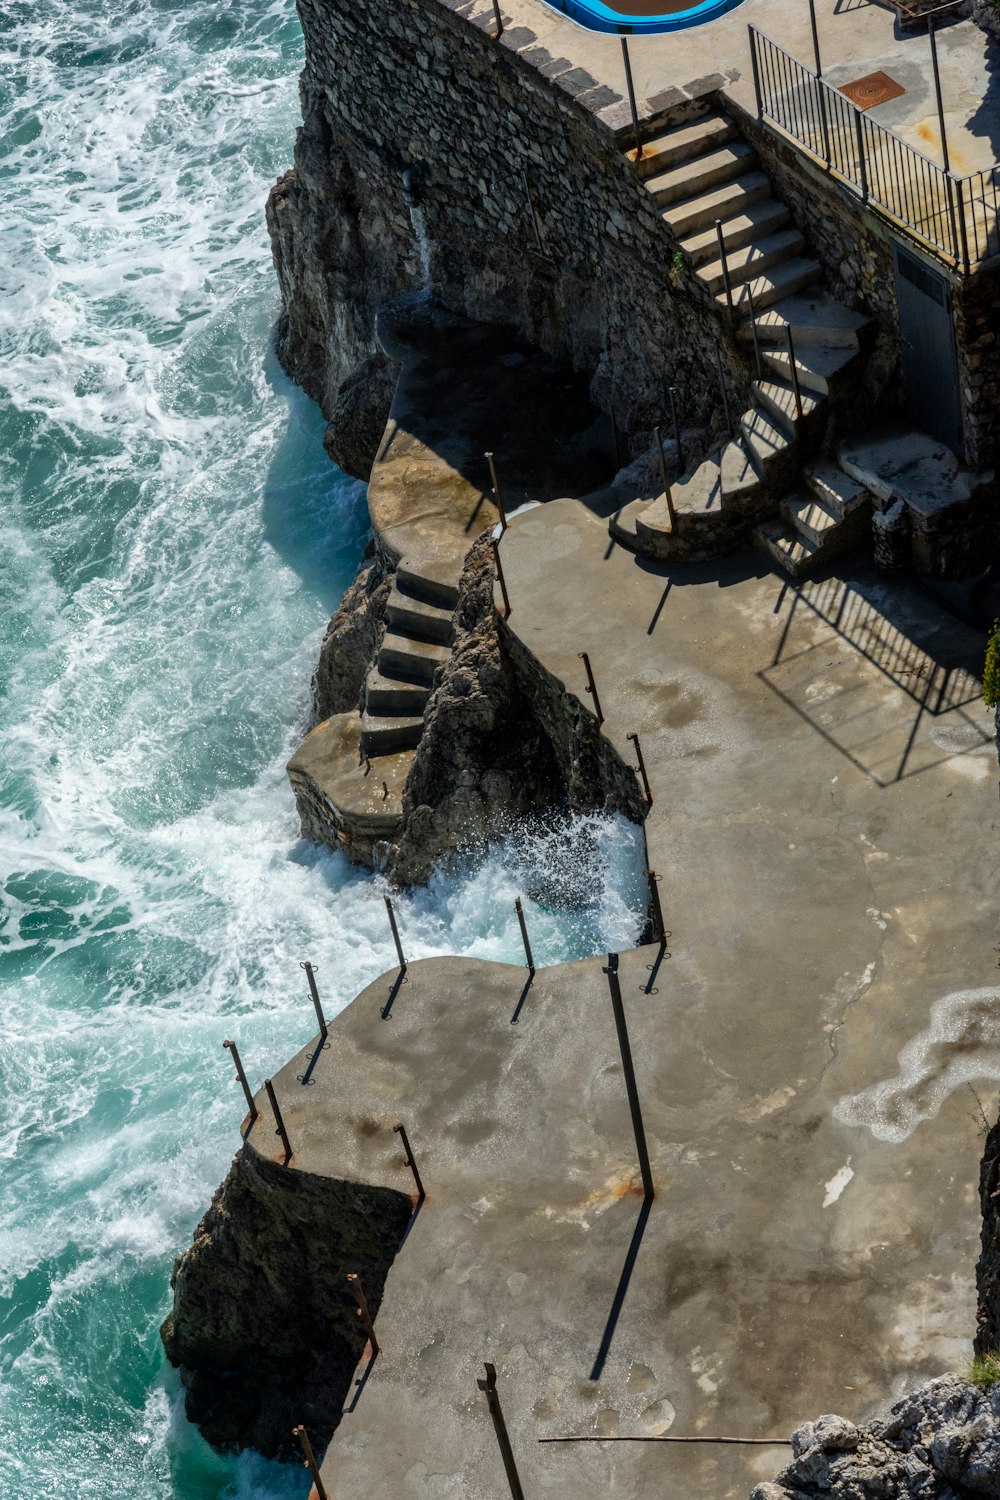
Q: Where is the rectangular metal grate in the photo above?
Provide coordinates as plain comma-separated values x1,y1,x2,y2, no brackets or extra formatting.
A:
838,70,907,111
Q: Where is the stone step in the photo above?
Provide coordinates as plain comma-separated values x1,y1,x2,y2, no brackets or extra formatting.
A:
608,497,646,552
753,518,824,578
365,666,432,716
359,713,425,756
780,488,840,547
378,630,451,685
739,406,793,479
752,378,821,437
662,171,771,237
645,141,757,208
720,436,763,504
634,460,725,552
386,581,455,644
724,257,823,315
679,199,791,267
805,460,871,519
745,289,867,348
699,227,806,295
395,560,461,611
628,112,737,180
760,341,856,396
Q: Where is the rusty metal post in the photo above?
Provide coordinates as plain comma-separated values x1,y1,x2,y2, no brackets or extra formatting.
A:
627,732,652,805
668,385,683,473
784,325,804,422
603,954,654,1203
293,1425,329,1500
620,37,643,162
384,893,407,973
492,0,503,37
647,868,667,948
514,897,536,977
486,450,508,530
264,1079,292,1164
223,1040,258,1125
653,425,677,530
300,960,327,1040
394,1121,426,1203
578,651,604,726
478,1363,527,1500
347,1272,381,1356
491,537,511,618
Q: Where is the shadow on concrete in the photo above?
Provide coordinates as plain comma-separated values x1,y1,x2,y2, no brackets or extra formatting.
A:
589,1195,653,1381
761,564,990,784
381,969,408,1021
297,1034,331,1087
345,1347,380,1414
510,972,534,1025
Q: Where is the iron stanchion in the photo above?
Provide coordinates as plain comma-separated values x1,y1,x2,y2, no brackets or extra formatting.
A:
514,897,536,978
264,1079,292,1164
223,1040,258,1125
393,1122,426,1203
293,1425,329,1500
384,893,407,973
668,385,683,473
715,219,734,316
784,325,804,422
647,868,667,949
603,954,654,1203
807,0,832,166
491,537,511,618
653,425,677,529
627,732,652,805
620,37,643,162
853,107,869,202
492,0,503,37
929,20,960,259
485,450,508,530
578,651,604,726
478,1363,527,1500
347,1272,380,1356
300,960,328,1040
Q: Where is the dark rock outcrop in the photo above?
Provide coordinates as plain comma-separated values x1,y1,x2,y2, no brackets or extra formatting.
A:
160,1145,411,1461
312,547,391,722
322,352,399,483
975,1113,1000,1356
753,1378,1000,1500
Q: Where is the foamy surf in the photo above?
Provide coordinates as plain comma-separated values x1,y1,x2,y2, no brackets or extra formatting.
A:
0,3,647,1496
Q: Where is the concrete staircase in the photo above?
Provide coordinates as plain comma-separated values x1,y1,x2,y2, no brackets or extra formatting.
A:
755,461,872,577
360,561,460,760
614,108,870,572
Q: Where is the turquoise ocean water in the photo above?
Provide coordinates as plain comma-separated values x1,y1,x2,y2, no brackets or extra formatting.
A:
0,4,646,1496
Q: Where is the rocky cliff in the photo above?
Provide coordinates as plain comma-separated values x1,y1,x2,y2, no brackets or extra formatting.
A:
975,1114,1000,1357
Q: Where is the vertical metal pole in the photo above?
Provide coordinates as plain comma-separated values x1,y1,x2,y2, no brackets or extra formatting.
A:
347,1273,380,1356
854,106,869,202
578,651,604,725
715,219,734,316
492,0,503,38
653,425,677,528
668,385,683,473
627,731,653,804
384,894,407,973
746,280,763,381
955,174,970,275
491,538,511,618
785,325,804,421
293,1426,329,1500
806,0,832,167
928,23,960,260
300,960,327,1040
749,24,763,121
807,0,822,74
486,451,508,530
223,1040,258,1124
264,1079,292,1164
477,1364,526,1500
513,897,536,977
620,37,643,162
393,1122,426,1203
603,955,654,1203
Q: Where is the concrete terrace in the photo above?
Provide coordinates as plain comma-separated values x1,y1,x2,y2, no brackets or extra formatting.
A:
473,0,1000,178
251,499,999,1500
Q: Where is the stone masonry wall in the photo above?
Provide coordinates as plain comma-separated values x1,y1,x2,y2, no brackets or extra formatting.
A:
267,0,750,455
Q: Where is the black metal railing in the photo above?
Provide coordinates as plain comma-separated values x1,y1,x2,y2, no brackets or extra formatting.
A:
749,25,1000,273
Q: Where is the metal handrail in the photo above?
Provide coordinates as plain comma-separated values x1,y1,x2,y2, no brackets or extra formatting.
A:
748,24,1000,273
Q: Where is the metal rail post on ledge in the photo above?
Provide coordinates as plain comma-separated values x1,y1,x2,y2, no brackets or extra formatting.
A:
620,37,643,162
223,1040,258,1126
514,897,536,978
293,1425,329,1500
264,1079,292,1164
486,450,508,530
627,731,653,805
478,1364,527,1500
578,651,604,726
491,537,511,618
393,1122,426,1203
300,960,327,1040
347,1273,380,1356
653,425,677,529
784,326,804,421
492,0,503,38
384,893,407,973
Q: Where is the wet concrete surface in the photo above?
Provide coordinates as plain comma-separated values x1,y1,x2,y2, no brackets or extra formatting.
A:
251,499,999,1499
